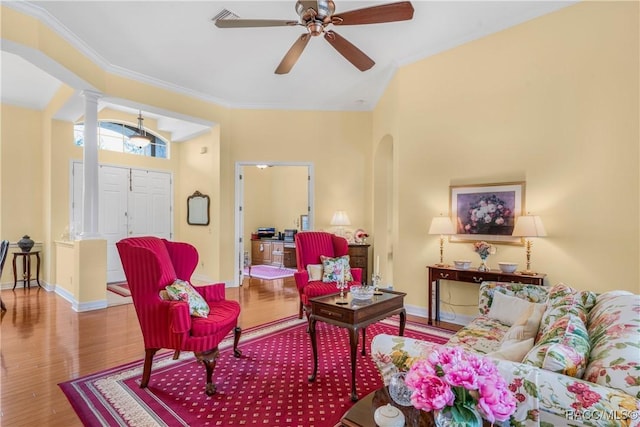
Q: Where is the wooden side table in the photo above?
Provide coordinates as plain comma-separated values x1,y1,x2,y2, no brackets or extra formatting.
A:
427,265,546,328
348,244,370,284
12,251,41,289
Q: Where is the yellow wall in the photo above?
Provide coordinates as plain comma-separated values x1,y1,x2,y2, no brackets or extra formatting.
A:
374,1,639,317
243,165,309,257
1,2,638,316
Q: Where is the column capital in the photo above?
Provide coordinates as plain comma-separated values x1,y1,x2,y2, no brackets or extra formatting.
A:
80,90,102,103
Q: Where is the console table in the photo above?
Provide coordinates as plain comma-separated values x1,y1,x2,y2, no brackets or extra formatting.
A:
13,251,42,289
427,265,546,326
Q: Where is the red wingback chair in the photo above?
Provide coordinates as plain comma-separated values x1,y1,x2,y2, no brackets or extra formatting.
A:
294,231,362,318
116,236,241,396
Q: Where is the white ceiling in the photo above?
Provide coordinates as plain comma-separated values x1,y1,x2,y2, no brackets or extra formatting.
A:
1,1,574,136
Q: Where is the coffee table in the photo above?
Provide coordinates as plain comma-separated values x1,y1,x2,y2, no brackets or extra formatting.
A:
308,289,406,401
341,386,491,427
340,387,433,427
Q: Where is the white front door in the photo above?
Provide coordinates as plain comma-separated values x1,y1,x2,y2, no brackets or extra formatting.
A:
128,170,172,238
71,162,173,283
99,165,129,283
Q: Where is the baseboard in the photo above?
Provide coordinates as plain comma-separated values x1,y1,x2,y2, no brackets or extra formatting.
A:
404,303,473,327
54,284,107,312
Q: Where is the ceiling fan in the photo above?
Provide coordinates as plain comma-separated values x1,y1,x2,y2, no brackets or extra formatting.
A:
214,1,414,74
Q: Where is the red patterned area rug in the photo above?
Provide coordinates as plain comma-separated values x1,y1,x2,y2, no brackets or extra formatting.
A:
59,315,453,427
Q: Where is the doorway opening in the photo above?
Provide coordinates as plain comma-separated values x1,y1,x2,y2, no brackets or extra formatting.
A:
234,162,314,285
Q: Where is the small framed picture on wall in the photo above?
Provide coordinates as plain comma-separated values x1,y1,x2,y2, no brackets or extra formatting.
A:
300,214,309,231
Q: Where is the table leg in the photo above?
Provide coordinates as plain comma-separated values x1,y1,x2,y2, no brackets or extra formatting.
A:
361,328,366,356
428,273,433,325
35,253,41,287
25,255,31,287
435,278,440,323
12,255,17,289
308,315,318,382
399,308,406,336
349,327,359,402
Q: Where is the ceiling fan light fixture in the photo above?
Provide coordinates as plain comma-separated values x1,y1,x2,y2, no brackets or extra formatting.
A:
130,111,152,148
306,21,324,36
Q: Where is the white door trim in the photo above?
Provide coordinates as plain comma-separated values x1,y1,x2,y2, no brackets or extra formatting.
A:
233,161,314,286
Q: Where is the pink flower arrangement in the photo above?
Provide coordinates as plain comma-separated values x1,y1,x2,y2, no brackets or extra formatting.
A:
473,241,495,258
405,346,517,424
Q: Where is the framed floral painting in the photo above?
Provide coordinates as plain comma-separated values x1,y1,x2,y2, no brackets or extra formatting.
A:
450,182,525,244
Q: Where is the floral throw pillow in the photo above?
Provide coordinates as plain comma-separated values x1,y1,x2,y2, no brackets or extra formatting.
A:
165,279,210,318
320,255,353,283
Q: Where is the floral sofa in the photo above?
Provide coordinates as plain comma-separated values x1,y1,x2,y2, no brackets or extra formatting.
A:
371,282,640,427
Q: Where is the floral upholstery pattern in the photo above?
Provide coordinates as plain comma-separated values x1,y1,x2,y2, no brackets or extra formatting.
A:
536,283,597,341
445,315,510,355
370,282,640,427
583,292,640,399
478,281,550,316
523,314,590,378
165,279,210,318
319,254,353,282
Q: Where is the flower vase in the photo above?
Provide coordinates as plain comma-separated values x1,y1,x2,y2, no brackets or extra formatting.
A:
434,404,482,427
477,256,489,272
388,372,412,407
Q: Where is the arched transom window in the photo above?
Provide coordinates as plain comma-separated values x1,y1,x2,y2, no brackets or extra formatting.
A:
74,120,169,159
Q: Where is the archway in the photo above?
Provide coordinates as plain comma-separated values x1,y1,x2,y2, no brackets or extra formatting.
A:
373,135,394,286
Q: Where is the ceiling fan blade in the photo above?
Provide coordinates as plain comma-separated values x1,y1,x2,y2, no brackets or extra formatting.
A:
275,34,311,74
324,30,374,72
332,1,414,26
215,19,298,28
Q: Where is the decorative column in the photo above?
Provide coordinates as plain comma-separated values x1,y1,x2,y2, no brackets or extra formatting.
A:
78,90,102,239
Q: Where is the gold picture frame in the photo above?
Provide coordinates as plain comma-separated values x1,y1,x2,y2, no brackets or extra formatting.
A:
450,181,524,245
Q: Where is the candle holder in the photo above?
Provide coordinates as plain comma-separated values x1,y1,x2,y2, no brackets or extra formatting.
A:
371,273,383,295
336,277,349,305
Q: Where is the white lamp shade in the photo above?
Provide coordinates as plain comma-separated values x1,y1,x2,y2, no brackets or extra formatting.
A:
428,216,455,235
129,134,152,148
512,215,547,237
330,210,351,226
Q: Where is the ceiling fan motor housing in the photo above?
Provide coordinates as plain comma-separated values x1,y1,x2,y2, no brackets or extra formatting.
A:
296,0,335,22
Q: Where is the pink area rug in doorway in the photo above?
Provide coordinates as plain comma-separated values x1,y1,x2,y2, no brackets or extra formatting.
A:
243,264,296,280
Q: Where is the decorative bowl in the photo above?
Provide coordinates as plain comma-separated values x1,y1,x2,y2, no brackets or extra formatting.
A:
453,260,472,270
498,262,518,273
350,285,374,300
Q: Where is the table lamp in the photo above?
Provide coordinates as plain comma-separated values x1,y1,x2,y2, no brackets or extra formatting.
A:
512,214,547,275
428,215,455,267
330,210,351,237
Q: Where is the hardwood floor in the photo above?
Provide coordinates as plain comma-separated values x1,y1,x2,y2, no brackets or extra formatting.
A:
0,277,440,426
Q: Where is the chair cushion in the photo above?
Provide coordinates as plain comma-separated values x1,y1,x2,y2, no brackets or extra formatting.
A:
304,281,339,298
488,291,546,326
190,300,241,338
307,264,323,281
320,255,353,282
165,279,210,318
523,314,590,378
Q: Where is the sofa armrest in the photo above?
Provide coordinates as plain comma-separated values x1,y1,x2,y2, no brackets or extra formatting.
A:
371,334,442,385
488,358,542,427
534,366,640,427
